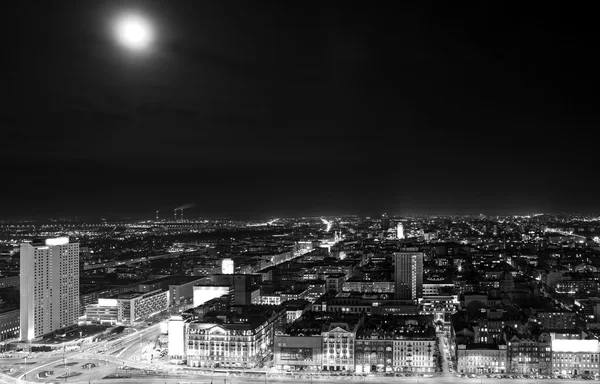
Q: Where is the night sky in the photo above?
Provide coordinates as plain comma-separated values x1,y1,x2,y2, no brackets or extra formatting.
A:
3,2,599,220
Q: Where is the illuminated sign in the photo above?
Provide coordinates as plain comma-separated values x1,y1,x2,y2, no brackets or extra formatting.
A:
98,298,118,307
552,339,599,353
193,285,230,307
45,237,69,246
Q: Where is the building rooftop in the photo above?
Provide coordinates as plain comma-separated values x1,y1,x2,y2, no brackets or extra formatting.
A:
283,312,363,337
356,315,436,340
169,275,205,285
140,276,171,285
463,343,504,350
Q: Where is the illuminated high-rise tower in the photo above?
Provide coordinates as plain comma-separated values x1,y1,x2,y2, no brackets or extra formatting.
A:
393,251,423,300
397,222,405,239
20,237,80,341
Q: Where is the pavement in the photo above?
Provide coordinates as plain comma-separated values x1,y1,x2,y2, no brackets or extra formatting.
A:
22,376,596,384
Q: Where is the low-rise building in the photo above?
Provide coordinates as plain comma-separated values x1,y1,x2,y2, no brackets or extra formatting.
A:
419,295,460,333
391,317,437,374
85,289,169,325
193,284,231,307
168,276,207,308
0,274,19,289
275,334,323,371
354,315,436,374
422,275,454,296
305,280,326,303
118,290,170,324
274,312,364,372
84,298,120,325
326,274,346,294
0,308,19,342
343,279,395,294
322,321,358,372
173,306,285,369
80,287,128,316
456,343,508,374
551,339,600,376
536,311,577,330
504,331,551,375
313,292,418,316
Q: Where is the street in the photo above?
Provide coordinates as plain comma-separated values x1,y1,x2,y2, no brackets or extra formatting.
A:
2,323,597,384
438,333,450,375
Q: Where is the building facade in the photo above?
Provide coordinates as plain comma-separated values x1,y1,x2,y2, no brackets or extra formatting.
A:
0,309,19,342
506,333,551,375
321,323,357,371
118,289,169,324
85,290,169,325
343,279,395,294
274,313,362,372
456,343,508,374
20,237,79,341
536,311,577,330
274,335,323,371
169,277,206,308
183,310,283,369
0,274,19,289
326,274,346,294
551,339,600,376
356,338,393,373
393,338,436,373
85,298,120,325
394,252,423,300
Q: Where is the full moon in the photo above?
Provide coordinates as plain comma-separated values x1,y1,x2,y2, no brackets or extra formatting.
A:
114,13,154,51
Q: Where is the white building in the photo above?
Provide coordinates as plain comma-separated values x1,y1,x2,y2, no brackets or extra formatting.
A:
20,237,80,341
85,290,170,325
117,290,170,324
322,323,357,372
397,223,405,239
168,316,186,364
221,258,234,274
551,339,600,376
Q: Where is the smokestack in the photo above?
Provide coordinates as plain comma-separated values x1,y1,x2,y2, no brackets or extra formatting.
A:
156,210,159,221
181,209,184,221
174,209,177,221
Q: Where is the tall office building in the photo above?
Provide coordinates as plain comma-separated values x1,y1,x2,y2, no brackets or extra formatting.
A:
396,222,405,239
381,214,390,231
393,251,423,300
233,275,252,306
20,237,79,341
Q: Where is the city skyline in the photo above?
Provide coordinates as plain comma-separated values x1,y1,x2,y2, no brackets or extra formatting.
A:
4,1,600,219
4,1,600,382
1,206,600,380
